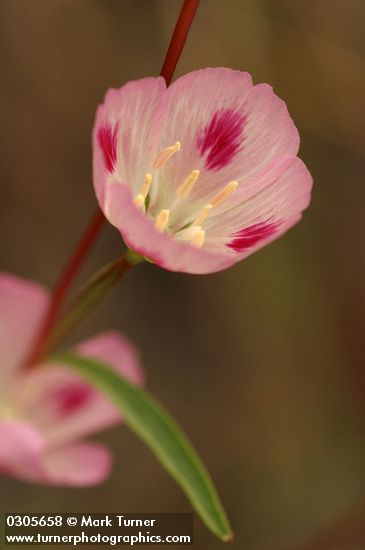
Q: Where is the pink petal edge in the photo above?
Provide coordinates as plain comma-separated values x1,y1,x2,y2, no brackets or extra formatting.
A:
18,331,144,447
0,273,49,376
104,179,236,274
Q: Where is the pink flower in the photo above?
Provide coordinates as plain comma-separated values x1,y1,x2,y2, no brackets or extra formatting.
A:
93,68,312,274
0,273,143,486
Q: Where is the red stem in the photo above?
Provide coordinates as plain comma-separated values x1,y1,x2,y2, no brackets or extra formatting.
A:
26,210,105,365
26,0,201,367
160,0,201,85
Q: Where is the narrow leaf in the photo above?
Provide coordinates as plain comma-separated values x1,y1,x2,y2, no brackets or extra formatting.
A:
56,352,233,542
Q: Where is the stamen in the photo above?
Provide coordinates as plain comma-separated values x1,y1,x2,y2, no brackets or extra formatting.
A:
210,180,238,208
134,173,153,209
177,169,200,198
140,173,153,197
193,204,212,226
153,141,181,169
191,228,205,248
134,194,145,209
155,209,170,233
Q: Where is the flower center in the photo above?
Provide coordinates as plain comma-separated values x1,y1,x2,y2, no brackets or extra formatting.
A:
133,141,238,249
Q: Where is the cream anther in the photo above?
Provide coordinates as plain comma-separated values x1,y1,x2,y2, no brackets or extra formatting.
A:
153,141,181,169
210,181,238,208
134,173,153,209
140,173,153,197
177,170,200,198
155,209,170,233
193,204,212,226
134,195,145,209
191,228,205,248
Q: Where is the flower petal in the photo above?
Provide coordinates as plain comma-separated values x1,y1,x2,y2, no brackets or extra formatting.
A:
0,421,46,481
93,77,166,206
0,421,112,486
75,330,143,385
104,180,236,274
93,69,311,274
150,68,299,214
0,273,48,378
205,157,313,257
16,332,143,446
43,442,112,486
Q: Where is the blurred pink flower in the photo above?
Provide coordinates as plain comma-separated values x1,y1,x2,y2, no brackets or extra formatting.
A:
0,273,143,486
93,68,312,275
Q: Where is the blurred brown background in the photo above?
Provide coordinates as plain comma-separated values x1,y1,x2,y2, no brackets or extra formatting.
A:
1,0,365,548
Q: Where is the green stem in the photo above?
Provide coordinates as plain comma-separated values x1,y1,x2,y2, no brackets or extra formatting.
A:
26,209,105,367
40,250,144,356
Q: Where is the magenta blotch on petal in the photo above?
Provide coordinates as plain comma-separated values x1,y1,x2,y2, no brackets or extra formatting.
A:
197,109,246,171
0,273,144,486
228,222,279,252
49,383,93,417
97,123,119,172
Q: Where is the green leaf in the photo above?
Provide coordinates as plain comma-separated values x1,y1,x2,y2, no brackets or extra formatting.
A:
56,352,233,542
